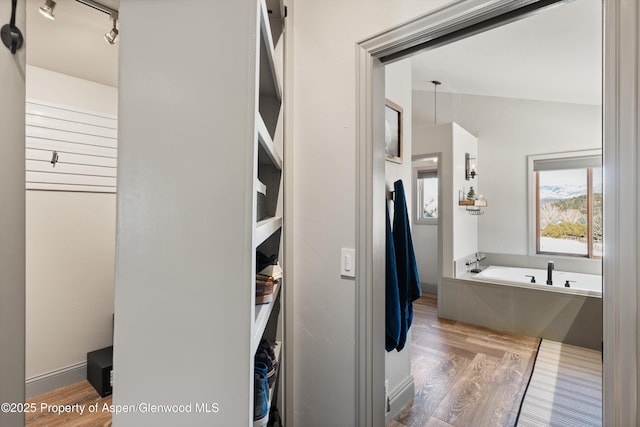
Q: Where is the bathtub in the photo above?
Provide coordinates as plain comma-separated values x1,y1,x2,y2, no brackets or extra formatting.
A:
469,265,602,298
440,265,603,349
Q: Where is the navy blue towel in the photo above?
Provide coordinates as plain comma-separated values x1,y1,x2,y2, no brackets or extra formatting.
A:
385,204,401,352
392,180,421,351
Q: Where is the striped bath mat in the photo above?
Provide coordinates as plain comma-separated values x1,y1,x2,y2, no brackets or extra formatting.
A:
517,339,602,427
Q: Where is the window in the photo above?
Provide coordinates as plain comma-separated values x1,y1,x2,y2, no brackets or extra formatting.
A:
530,151,602,258
415,168,438,223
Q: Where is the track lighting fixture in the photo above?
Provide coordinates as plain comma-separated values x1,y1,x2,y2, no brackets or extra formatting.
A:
39,0,118,45
104,17,118,45
39,0,56,20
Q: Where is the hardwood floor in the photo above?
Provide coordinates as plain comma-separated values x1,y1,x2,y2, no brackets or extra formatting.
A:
25,294,537,427
26,380,112,427
391,294,541,427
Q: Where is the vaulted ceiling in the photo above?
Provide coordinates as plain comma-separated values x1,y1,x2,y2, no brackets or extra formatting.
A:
411,0,601,105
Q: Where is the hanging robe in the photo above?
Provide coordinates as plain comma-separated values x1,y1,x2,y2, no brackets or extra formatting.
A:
385,203,401,351
392,179,421,351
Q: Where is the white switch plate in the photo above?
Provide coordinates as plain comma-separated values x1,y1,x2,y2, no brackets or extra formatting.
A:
341,248,356,278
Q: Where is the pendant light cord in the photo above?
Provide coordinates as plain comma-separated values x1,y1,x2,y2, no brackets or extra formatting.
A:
431,80,441,125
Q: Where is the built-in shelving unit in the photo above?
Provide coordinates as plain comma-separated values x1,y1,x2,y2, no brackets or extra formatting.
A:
267,341,283,407
251,0,286,425
256,217,283,247
114,2,287,426
253,284,282,352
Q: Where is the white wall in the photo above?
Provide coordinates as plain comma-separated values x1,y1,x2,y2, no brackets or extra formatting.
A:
290,1,451,424
25,66,116,381
0,1,26,425
451,124,479,272
412,123,478,280
411,156,439,287
26,66,117,112
413,90,601,256
384,59,413,418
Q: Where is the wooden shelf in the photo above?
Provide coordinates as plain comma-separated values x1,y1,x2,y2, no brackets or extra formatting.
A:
458,199,487,207
259,0,282,102
252,284,281,355
257,115,283,170
256,216,282,247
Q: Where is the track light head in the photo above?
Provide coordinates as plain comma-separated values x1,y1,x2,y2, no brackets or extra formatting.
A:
104,19,118,45
39,0,56,20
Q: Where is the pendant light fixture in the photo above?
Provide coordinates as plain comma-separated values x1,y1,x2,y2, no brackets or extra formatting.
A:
39,0,56,20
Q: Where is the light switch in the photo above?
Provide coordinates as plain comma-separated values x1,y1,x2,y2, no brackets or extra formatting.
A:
341,248,356,278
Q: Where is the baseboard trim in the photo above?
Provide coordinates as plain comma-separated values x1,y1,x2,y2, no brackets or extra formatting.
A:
385,374,415,424
26,362,86,398
421,282,437,295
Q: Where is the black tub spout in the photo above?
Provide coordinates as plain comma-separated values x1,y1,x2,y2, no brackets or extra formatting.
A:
547,261,554,285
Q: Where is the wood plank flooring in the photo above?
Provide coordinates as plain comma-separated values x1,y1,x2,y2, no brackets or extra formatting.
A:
391,294,541,427
26,380,112,426
26,293,539,427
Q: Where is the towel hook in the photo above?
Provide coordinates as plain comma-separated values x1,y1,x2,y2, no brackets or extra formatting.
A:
50,151,59,167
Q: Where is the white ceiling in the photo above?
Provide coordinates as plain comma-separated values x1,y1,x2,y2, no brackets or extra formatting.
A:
411,0,602,105
26,0,119,87
25,0,601,102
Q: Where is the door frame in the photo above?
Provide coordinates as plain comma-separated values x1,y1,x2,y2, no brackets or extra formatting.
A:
355,0,638,425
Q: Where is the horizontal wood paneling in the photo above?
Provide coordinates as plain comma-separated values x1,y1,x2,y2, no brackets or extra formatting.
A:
26,100,117,193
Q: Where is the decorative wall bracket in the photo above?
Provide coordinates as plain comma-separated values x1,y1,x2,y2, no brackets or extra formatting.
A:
1,0,24,54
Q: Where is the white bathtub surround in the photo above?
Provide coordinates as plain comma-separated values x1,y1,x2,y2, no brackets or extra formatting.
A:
468,265,601,297
439,275,602,350
481,252,602,276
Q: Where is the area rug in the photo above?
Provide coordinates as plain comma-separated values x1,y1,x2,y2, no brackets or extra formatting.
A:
517,339,602,427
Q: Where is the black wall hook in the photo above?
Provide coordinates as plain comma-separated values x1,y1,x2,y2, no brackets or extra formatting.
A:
1,0,24,54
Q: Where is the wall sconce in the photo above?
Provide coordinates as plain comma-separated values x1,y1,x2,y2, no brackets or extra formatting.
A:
465,152,477,180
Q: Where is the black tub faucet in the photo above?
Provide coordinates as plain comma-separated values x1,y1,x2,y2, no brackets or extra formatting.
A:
547,261,554,285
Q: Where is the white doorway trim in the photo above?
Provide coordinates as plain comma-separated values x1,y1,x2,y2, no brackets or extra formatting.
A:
355,0,638,425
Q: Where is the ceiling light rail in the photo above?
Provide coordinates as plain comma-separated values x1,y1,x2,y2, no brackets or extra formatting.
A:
38,0,119,45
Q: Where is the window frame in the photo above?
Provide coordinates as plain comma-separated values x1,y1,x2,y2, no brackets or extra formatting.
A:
527,149,602,258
